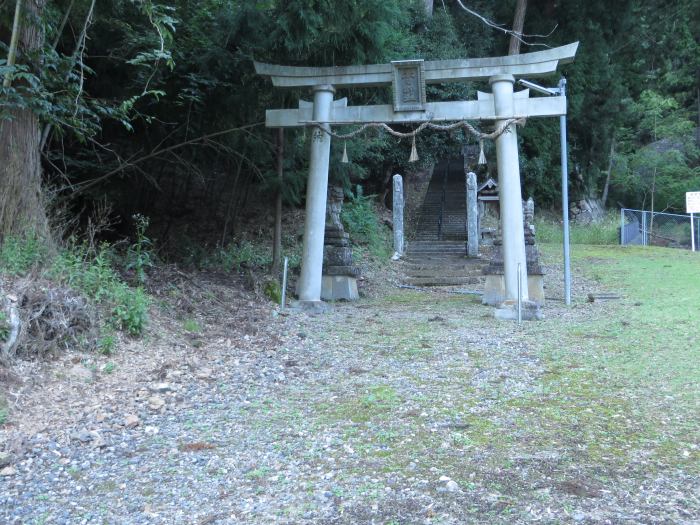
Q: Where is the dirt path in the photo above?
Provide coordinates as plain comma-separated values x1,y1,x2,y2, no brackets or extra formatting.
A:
2,267,699,524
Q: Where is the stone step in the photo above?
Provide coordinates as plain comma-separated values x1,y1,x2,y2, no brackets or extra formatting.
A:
402,255,484,263
407,242,466,248
405,250,466,256
404,270,485,278
403,257,473,265
403,276,485,287
403,261,483,269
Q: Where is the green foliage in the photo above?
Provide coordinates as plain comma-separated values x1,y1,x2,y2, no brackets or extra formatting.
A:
110,284,149,336
0,234,47,275
535,213,620,245
263,279,282,303
97,330,117,355
125,214,155,284
341,193,391,259
182,318,201,333
51,244,150,336
185,240,272,272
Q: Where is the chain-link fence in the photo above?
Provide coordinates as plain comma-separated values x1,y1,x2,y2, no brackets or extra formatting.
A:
620,208,700,249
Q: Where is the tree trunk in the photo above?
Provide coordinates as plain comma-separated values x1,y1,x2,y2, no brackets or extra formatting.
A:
508,0,528,55
424,0,434,18
601,137,615,207
271,128,284,275
0,0,48,241
3,0,23,88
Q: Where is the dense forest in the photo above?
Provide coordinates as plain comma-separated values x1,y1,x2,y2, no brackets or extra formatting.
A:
1,0,699,252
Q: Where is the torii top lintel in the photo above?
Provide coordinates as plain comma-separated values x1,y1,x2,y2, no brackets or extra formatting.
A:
254,42,578,88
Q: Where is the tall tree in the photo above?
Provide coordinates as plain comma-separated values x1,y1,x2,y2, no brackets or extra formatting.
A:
0,0,48,240
508,0,527,55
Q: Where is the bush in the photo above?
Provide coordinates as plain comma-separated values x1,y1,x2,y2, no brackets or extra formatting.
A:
341,193,391,259
183,239,272,272
51,244,150,337
0,234,47,275
263,279,282,303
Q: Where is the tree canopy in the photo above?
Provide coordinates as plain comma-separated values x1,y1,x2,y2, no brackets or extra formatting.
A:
1,0,699,247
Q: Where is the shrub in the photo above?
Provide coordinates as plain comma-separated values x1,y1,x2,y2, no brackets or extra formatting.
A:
97,330,117,355
51,244,150,337
0,234,47,275
263,279,282,303
110,284,149,336
341,193,391,258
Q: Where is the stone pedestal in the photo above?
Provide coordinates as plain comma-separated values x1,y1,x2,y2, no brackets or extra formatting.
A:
321,187,360,301
483,198,545,306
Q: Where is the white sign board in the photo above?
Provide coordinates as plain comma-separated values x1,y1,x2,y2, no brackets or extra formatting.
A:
686,191,700,214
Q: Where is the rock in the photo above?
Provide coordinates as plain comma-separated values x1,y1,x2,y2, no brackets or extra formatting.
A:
71,429,93,443
148,396,165,411
445,480,460,492
91,432,107,448
152,382,172,393
195,368,213,380
124,414,140,428
0,466,16,476
439,475,451,482
0,451,13,468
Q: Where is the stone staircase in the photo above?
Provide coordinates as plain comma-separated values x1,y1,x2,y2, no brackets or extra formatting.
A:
403,159,488,287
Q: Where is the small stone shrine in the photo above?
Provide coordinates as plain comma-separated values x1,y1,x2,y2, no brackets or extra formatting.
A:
482,196,545,307
321,186,360,301
477,178,500,245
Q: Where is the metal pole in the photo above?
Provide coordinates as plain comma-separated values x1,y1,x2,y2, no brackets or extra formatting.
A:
620,208,625,245
559,77,572,306
281,256,289,309
691,213,696,252
517,262,522,325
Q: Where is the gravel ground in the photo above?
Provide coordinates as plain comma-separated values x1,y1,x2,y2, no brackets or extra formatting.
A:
2,262,699,524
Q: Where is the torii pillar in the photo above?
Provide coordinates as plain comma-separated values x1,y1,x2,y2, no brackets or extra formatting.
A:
491,74,528,303
296,85,334,306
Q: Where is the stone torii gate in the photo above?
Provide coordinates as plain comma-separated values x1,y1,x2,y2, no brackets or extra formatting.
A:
255,43,579,309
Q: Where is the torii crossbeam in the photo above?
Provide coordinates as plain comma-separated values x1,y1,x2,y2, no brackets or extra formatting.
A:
255,43,579,310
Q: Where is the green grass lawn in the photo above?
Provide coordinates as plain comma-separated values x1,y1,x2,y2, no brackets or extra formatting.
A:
541,243,700,389
528,243,700,470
